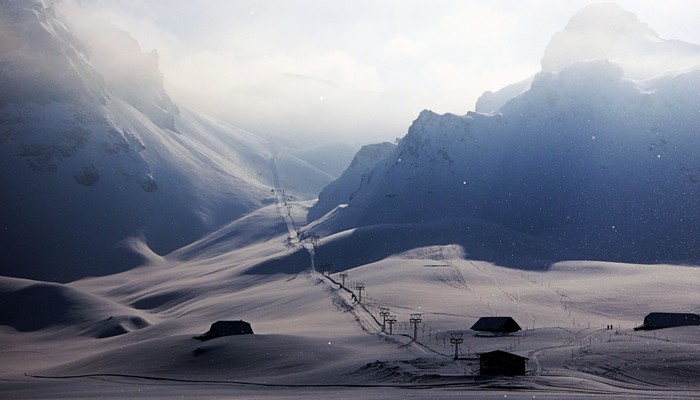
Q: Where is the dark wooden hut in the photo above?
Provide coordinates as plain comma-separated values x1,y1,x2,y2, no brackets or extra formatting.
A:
471,316,521,334
634,313,700,331
479,350,528,376
196,320,254,341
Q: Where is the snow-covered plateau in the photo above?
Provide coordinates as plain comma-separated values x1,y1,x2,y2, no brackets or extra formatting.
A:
2,2,700,399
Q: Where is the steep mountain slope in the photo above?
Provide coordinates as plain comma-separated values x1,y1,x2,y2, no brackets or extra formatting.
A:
308,142,396,221
310,7,700,265
0,0,329,282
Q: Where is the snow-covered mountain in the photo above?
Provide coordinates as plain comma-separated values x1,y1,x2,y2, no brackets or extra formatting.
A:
476,3,700,114
308,142,396,221
0,0,332,282
310,5,700,265
541,3,700,80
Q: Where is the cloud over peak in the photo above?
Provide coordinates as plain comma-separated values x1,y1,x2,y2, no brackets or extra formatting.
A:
542,2,700,79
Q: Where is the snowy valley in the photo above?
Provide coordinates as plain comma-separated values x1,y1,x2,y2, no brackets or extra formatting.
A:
0,0,341,282
2,2,700,399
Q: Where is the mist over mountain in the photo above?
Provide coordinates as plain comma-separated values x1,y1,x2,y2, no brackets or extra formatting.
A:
311,5,700,265
541,3,700,79
290,142,358,178
0,0,331,282
308,142,396,221
476,2,700,114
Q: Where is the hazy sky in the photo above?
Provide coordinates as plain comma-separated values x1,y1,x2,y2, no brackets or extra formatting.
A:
81,1,700,146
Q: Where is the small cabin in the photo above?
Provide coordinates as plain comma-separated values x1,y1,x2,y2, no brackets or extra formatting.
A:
471,317,521,334
479,350,528,376
195,320,254,341
634,313,700,331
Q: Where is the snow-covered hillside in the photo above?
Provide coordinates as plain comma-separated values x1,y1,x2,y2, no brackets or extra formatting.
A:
310,5,700,266
3,219,700,398
0,0,331,282
308,142,396,221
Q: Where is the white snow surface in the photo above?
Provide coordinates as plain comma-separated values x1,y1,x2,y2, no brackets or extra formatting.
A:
2,201,700,398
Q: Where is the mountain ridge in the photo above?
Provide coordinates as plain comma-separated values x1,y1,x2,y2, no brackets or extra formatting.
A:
310,5,700,266
0,0,331,282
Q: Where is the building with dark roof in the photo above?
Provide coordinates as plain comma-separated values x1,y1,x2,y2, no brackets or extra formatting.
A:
195,320,254,341
471,316,521,334
634,313,700,331
479,350,528,376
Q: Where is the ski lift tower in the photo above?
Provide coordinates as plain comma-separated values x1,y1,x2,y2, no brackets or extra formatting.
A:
386,315,397,334
450,333,464,360
338,272,348,287
379,308,390,331
410,314,422,341
355,283,365,303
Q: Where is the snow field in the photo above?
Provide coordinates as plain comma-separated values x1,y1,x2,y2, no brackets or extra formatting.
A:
3,218,700,398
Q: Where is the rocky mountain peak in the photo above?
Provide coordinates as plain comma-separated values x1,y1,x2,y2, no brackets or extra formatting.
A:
541,3,700,79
